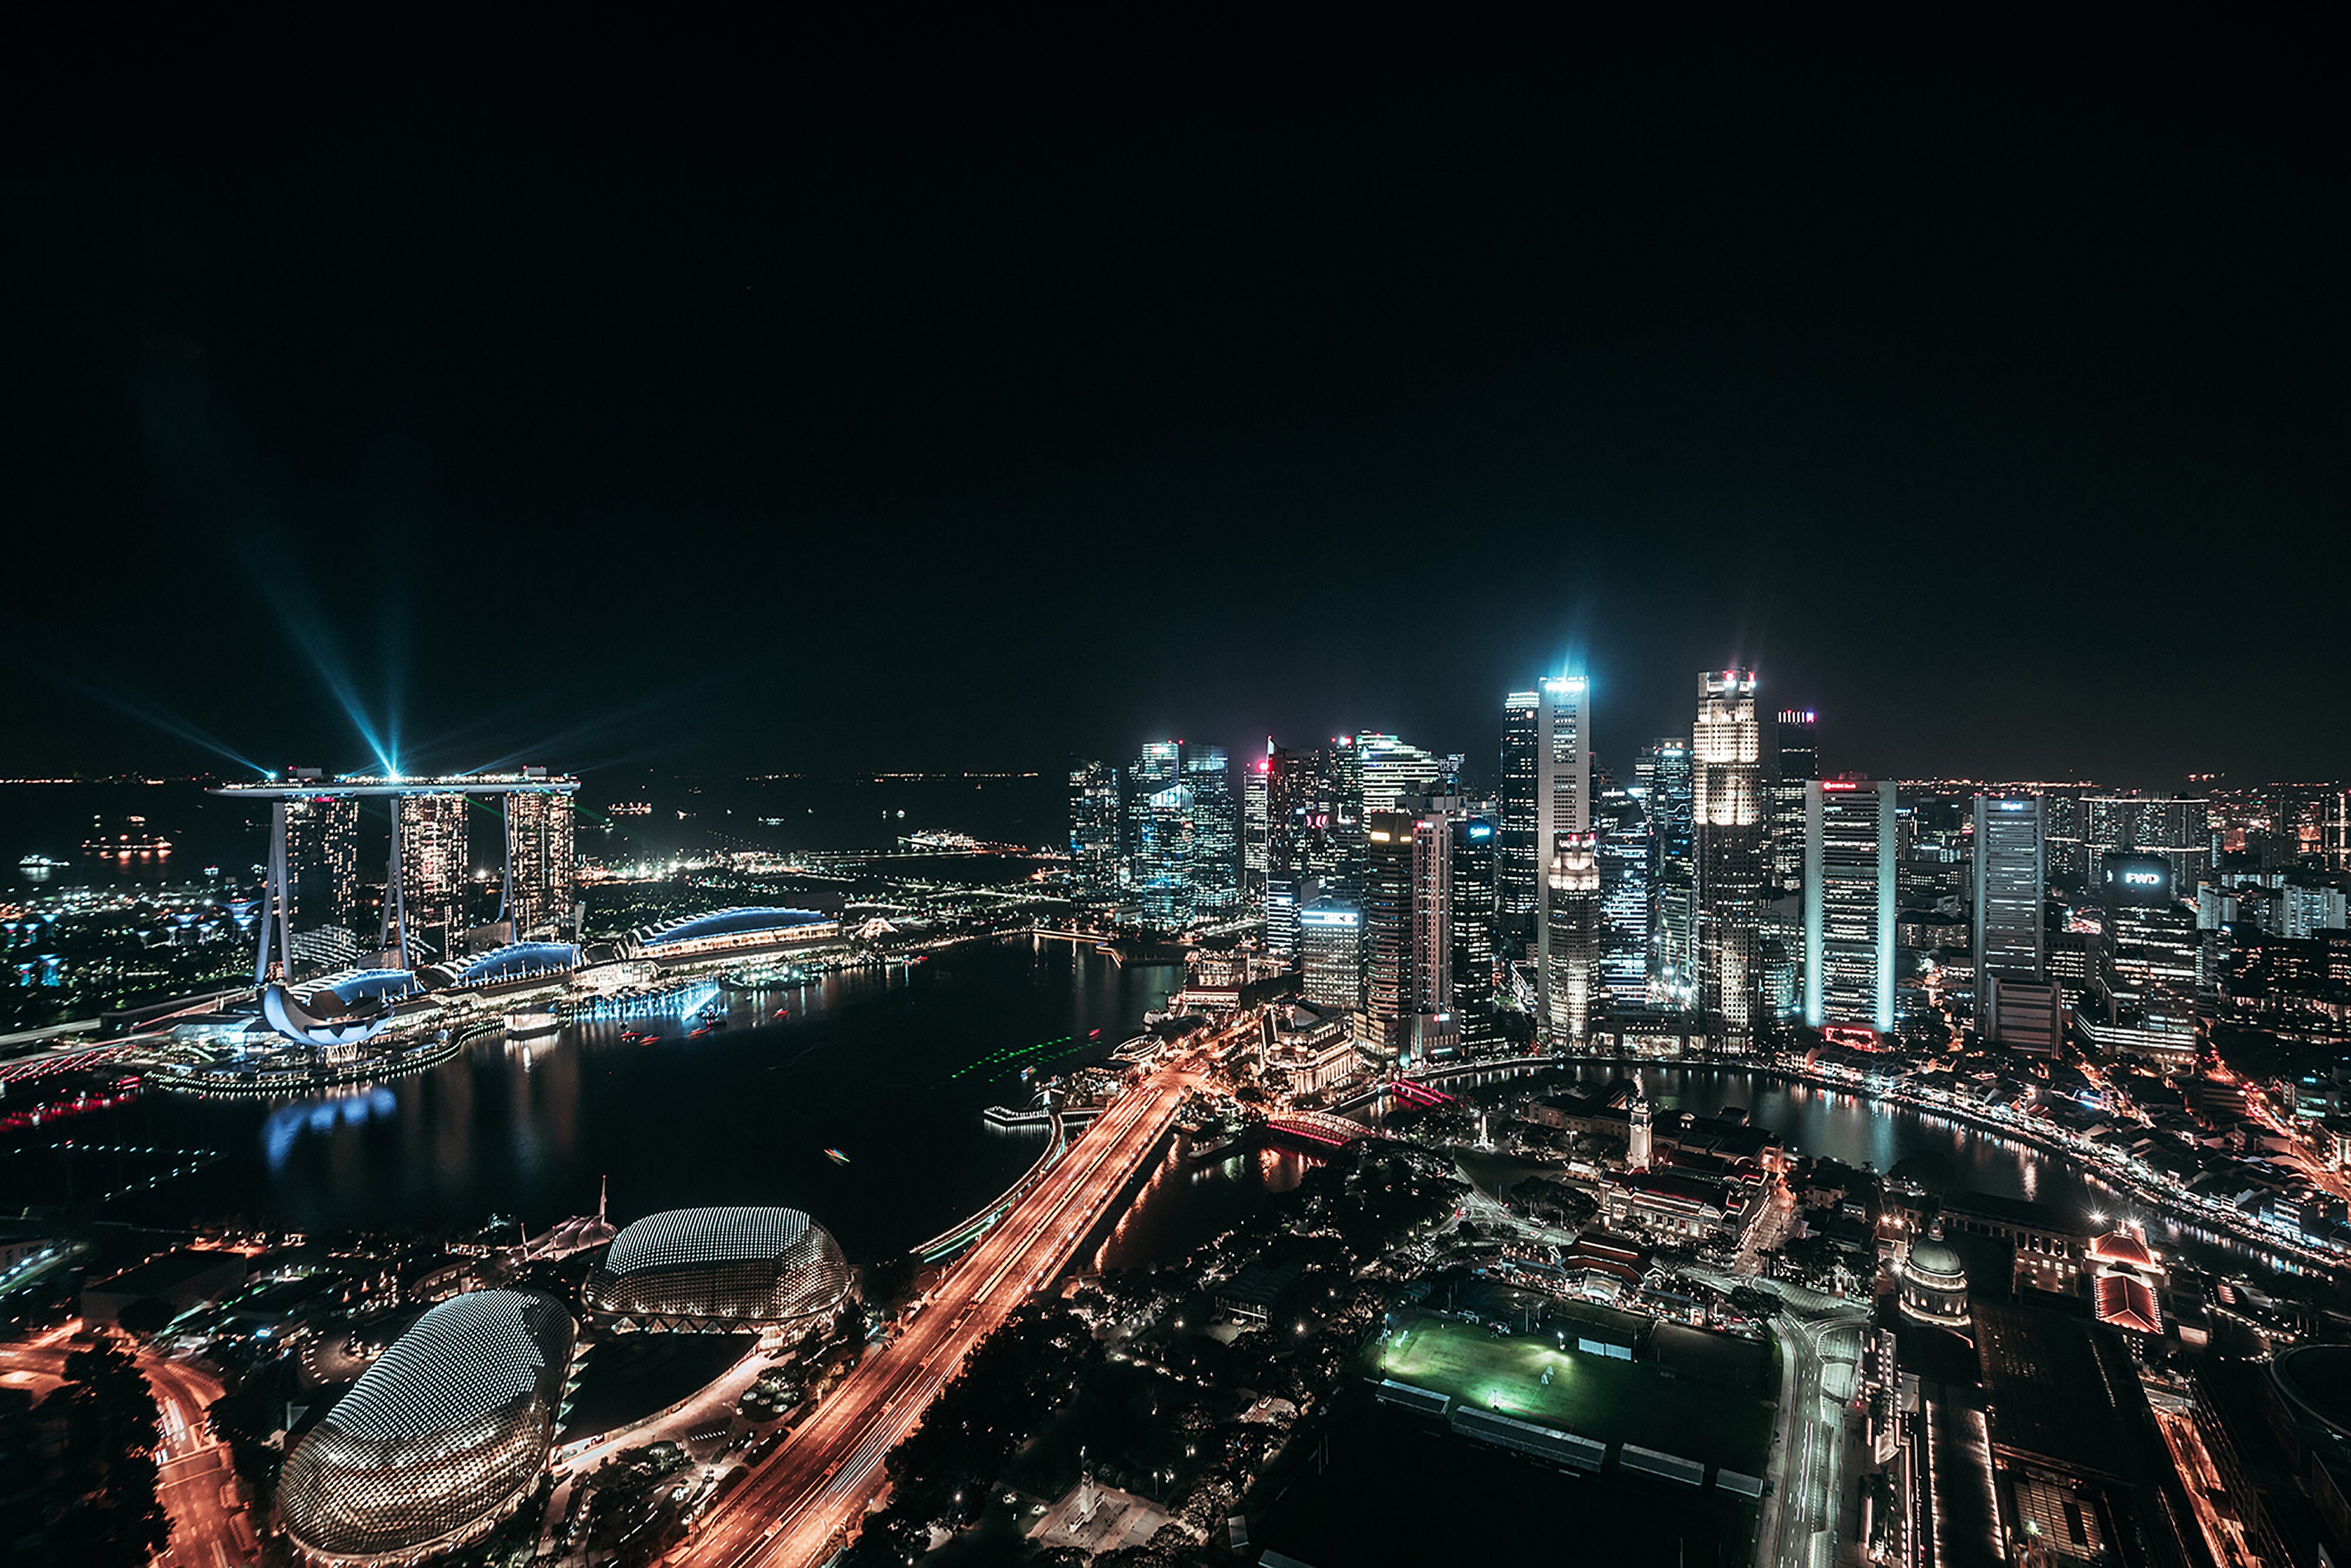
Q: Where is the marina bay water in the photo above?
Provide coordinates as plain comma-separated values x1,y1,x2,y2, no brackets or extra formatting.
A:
51,936,2144,1278
75,940,1179,1258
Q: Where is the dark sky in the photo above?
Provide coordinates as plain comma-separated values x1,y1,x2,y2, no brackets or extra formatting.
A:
4,16,2344,787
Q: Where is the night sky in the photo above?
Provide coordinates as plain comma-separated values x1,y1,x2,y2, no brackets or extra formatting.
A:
5,16,2344,785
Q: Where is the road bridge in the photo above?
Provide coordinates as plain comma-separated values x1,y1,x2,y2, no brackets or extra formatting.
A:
674,1058,1203,1567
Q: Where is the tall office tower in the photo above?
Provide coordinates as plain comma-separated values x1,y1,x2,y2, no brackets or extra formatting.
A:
1449,814,1500,1047
1299,899,1364,1013
1362,812,1417,1060
1358,734,1452,814
1545,833,1602,1043
1499,691,1541,926
1260,745,1306,958
1804,779,1897,1033
1322,735,1368,895
1693,670,1767,1040
1638,737,1695,1000
1068,760,1123,924
1243,749,1272,907
1123,741,1237,928
1591,778,1651,1003
1972,795,2046,983
1409,813,1458,1061
1767,710,1820,896
1126,742,1187,929
396,792,470,963
1184,746,1239,916
2091,852,2202,1053
503,788,577,939
1528,676,1592,1025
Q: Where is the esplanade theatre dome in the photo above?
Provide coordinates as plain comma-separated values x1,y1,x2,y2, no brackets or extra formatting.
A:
583,1206,853,1332
279,1289,575,1567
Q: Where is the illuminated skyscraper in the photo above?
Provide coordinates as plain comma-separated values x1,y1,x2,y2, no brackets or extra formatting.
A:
1637,737,1694,1000
503,786,576,939
1123,741,1235,929
1362,812,1416,1060
1449,813,1500,1048
1971,795,2046,983
1693,670,1766,1040
1767,709,1819,897
396,793,470,963
1409,812,1458,1061
1804,779,1897,1033
1591,776,1650,1003
1183,746,1239,915
1358,733,1452,815
1546,832,1602,1043
1498,691,1540,926
1242,748,1272,907
1299,899,1363,1013
1531,676,1591,1028
1068,760,1121,923
1973,793,2057,1053
284,795,363,930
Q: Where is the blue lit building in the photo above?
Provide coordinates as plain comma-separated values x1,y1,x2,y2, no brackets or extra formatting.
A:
1123,741,1237,931
1804,778,1898,1033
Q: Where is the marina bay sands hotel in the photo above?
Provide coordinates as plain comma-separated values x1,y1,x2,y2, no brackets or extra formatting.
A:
211,769,580,983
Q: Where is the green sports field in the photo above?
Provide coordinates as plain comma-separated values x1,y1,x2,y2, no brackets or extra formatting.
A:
1371,1314,1773,1473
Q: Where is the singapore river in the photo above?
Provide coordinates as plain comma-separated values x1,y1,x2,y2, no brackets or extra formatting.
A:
42,940,2189,1274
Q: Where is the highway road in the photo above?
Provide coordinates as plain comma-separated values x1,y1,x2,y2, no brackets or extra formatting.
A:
0,1325,250,1567
1692,1273,1870,1568
672,1057,1201,1568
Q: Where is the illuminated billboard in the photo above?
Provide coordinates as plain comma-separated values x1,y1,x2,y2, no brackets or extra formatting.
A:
2099,852,2172,907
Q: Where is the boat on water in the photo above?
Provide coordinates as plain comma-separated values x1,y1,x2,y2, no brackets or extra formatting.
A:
824,1148,851,1165
16,854,63,870
504,1009,562,1039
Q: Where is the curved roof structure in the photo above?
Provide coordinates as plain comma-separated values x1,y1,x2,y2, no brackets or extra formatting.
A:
632,906,829,949
262,971,418,1050
299,968,422,1009
585,1206,851,1331
1907,1237,1966,1289
279,1289,575,1566
430,942,582,989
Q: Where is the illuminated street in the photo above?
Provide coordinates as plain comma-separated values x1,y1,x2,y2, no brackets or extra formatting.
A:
674,1056,1203,1567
